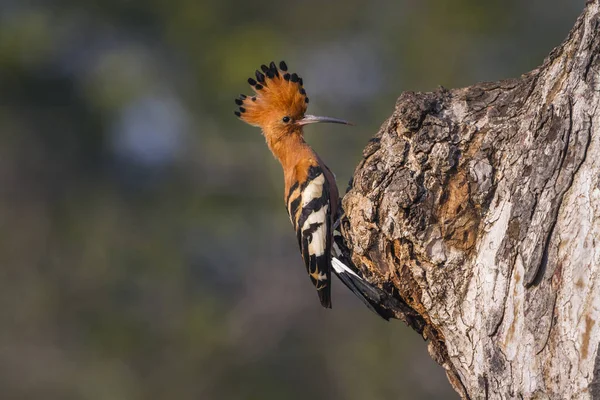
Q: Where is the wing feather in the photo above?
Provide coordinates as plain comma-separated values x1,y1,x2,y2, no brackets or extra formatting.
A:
287,166,332,308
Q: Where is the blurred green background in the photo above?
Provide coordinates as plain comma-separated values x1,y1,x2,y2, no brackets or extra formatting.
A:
0,0,583,399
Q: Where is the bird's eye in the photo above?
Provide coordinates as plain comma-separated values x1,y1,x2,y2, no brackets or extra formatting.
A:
282,116,291,123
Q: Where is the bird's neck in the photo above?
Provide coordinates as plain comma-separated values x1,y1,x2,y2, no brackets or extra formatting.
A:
265,128,314,170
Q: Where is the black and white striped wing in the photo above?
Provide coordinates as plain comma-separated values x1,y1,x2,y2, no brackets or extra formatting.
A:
287,166,332,308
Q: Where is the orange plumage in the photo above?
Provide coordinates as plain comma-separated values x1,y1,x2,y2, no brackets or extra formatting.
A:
236,61,307,126
234,61,311,162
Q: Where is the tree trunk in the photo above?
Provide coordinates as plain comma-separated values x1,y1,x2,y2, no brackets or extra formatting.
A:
339,1,600,398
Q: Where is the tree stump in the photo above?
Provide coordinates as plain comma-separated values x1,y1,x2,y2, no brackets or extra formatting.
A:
340,1,600,397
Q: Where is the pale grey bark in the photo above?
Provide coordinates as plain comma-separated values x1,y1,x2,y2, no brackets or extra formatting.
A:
339,1,600,398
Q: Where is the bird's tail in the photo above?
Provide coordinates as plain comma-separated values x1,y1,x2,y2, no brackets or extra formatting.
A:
331,212,398,320
331,257,393,321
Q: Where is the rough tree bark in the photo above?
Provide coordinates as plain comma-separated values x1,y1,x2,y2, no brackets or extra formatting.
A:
339,1,600,398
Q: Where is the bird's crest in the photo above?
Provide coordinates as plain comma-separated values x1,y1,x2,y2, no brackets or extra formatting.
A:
234,61,309,127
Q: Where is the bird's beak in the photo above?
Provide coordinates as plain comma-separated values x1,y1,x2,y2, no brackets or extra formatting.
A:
296,114,354,126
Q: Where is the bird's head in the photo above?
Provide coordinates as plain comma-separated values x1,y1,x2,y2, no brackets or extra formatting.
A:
234,61,352,145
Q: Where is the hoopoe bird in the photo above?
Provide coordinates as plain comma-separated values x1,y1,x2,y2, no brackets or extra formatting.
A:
235,61,391,319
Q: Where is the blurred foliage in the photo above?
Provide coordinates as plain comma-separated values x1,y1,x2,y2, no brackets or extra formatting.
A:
0,0,583,399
